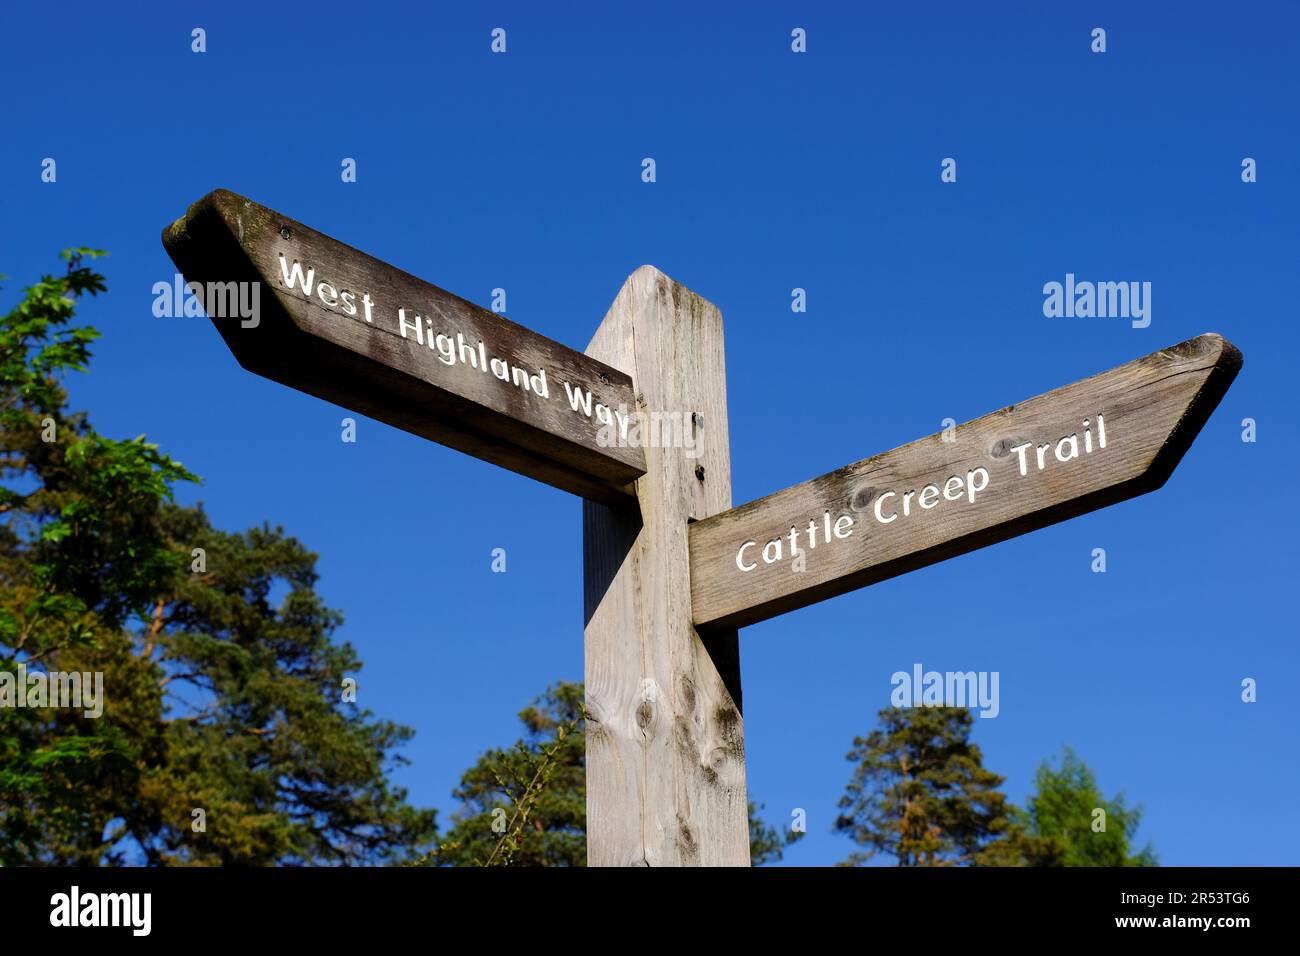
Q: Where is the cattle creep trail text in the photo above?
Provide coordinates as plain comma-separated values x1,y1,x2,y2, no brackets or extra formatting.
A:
735,415,1108,572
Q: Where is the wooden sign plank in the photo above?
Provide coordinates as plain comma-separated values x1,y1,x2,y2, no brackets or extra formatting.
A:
689,333,1242,630
162,189,646,504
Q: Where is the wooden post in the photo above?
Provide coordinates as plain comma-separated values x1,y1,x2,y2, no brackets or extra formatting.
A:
582,266,750,866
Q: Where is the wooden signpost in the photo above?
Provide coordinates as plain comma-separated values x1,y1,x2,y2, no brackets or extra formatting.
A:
162,190,645,504
689,333,1241,629
164,189,1242,867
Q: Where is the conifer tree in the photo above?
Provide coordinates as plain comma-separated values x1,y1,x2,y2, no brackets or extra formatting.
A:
0,251,436,865
835,705,1021,866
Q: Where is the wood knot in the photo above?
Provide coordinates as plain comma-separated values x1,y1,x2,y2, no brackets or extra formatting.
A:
850,487,876,512
707,746,731,778
635,699,654,730
990,437,1023,459
677,818,697,854
636,677,659,732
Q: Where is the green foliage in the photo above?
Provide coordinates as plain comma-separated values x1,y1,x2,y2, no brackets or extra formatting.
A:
431,682,586,867
835,707,1158,867
0,247,191,652
0,251,435,865
125,506,437,865
835,706,1022,866
1018,747,1156,867
0,249,105,424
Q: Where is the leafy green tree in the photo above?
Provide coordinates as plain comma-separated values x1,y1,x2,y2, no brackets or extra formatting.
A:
835,705,1023,866
433,680,798,866
0,251,436,865
433,681,586,867
1018,747,1156,867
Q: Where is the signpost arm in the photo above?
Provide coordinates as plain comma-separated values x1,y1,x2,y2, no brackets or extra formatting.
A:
582,266,750,866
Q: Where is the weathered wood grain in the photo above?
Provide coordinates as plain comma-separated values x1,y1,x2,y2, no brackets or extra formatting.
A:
162,189,645,504
690,333,1242,630
583,266,750,866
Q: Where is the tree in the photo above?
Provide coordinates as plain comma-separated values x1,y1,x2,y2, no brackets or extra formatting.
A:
1019,748,1156,867
433,681,585,867
431,680,799,866
834,706,1158,867
835,706,1021,866
0,251,436,864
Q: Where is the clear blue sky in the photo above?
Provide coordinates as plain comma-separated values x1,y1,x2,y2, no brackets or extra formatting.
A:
3,1,1296,865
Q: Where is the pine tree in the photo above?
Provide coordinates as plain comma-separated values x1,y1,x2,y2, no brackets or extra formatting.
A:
835,705,1021,866
432,682,586,867
0,250,436,864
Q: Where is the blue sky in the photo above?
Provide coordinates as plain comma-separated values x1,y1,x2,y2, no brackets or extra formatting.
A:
2,1,1297,865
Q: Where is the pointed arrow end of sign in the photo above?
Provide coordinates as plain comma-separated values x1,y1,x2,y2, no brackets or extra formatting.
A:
1118,330,1242,495
1181,331,1242,373
161,188,239,254
160,188,290,379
